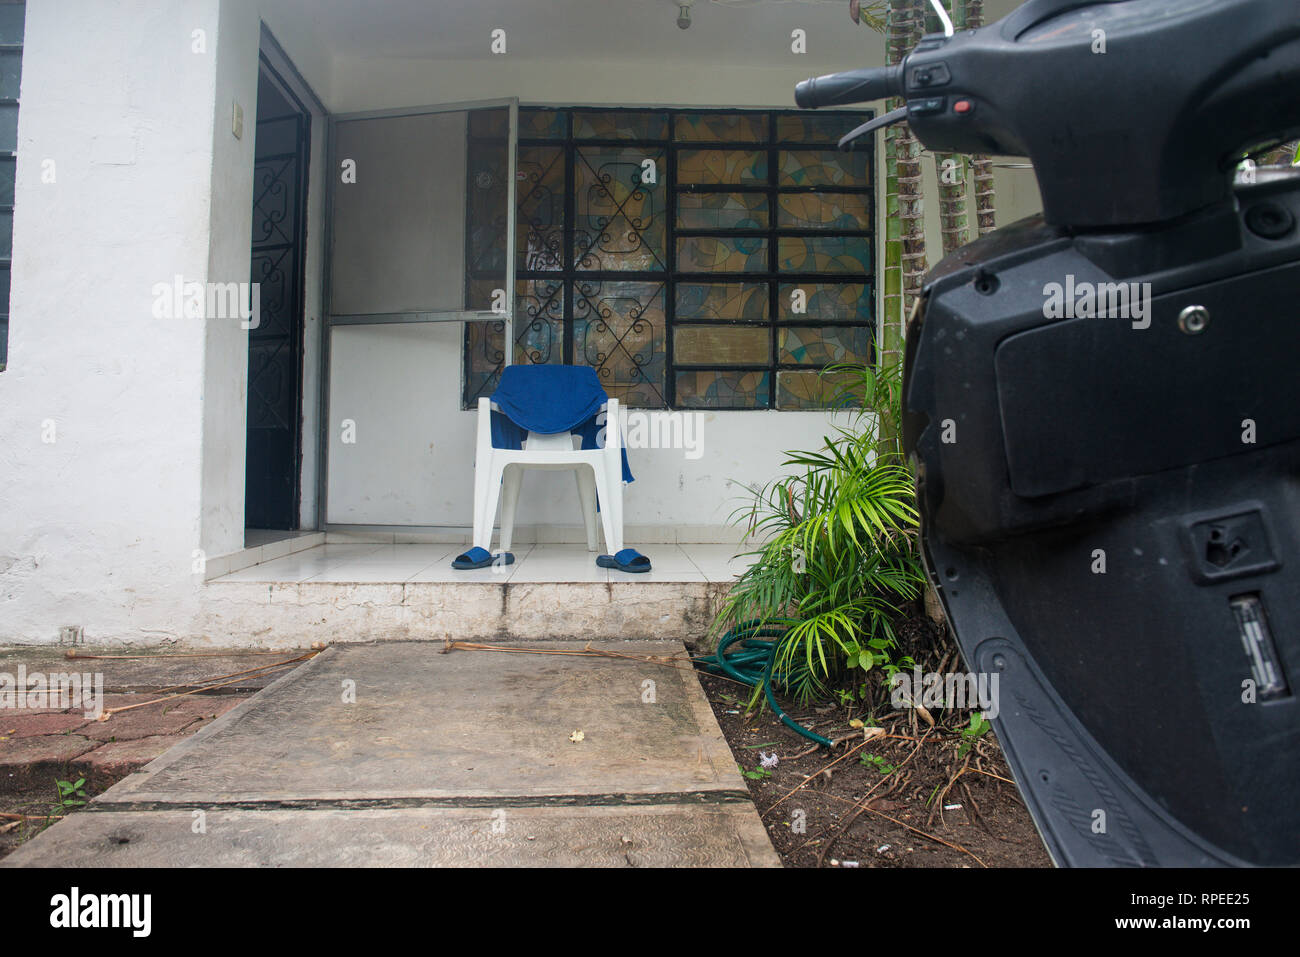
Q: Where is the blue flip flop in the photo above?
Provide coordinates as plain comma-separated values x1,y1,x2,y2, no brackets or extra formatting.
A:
596,548,652,573
451,547,515,570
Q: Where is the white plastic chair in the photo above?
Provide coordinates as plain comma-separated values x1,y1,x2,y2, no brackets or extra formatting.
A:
472,396,624,555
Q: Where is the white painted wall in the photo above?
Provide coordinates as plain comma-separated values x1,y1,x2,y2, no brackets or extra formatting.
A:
0,0,335,644
0,0,220,644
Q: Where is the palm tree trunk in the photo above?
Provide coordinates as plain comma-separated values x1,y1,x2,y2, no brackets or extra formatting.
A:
889,0,926,327
964,0,997,235
934,0,970,256
878,0,925,464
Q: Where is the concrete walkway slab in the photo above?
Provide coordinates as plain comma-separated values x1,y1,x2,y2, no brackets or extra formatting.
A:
1,805,775,867
3,642,779,867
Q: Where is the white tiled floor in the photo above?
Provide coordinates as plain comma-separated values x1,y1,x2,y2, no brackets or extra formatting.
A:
212,542,753,584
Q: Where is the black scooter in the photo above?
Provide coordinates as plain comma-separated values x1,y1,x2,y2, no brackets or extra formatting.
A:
797,0,1300,867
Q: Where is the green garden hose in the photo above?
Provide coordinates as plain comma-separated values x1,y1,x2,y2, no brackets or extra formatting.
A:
695,622,834,749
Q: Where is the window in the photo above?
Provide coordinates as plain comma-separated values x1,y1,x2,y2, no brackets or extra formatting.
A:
0,0,23,370
464,107,874,409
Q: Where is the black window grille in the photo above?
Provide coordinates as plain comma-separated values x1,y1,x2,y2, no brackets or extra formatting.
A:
464,106,875,410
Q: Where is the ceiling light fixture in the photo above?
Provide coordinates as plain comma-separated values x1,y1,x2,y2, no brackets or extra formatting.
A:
678,2,693,29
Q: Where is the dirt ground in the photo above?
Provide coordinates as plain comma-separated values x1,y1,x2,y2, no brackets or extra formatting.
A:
693,620,1053,869
0,772,128,861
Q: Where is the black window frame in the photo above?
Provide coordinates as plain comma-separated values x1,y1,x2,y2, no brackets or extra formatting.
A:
0,0,24,372
465,105,876,411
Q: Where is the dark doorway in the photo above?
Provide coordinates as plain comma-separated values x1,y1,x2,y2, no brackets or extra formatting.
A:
245,57,310,530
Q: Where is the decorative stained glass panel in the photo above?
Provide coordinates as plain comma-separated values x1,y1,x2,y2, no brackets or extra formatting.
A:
675,283,768,321
776,370,865,410
678,149,768,184
573,110,668,140
779,149,871,187
779,326,873,366
574,146,667,272
515,279,566,365
777,283,872,322
779,236,871,275
574,280,667,406
676,192,768,230
465,139,509,279
676,371,772,409
519,108,566,139
517,145,564,272
777,192,871,230
678,235,768,273
464,320,507,402
775,113,866,144
463,280,565,403
674,326,770,365
674,113,767,143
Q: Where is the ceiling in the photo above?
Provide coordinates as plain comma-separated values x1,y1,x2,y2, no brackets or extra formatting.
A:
262,0,888,66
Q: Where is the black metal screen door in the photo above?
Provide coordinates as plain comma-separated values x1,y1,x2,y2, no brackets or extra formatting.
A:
246,59,310,530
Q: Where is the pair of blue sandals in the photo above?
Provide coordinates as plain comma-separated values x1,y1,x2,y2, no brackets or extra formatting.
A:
451,546,652,573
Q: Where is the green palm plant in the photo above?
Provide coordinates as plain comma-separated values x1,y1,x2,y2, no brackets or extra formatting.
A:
713,364,924,703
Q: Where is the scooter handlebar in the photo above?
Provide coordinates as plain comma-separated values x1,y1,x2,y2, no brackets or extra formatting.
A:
794,67,902,109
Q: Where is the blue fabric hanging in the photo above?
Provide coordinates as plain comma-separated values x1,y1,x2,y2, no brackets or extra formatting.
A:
489,365,634,483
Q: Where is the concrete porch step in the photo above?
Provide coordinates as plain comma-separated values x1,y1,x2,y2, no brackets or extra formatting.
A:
199,544,751,646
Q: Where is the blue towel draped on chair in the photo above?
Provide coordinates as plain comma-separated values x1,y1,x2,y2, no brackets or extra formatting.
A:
489,365,634,483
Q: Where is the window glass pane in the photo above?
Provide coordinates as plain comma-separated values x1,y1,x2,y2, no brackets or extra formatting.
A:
462,279,566,405
674,113,767,143
777,282,871,322
0,210,12,258
0,50,21,100
574,146,667,271
514,279,566,364
676,192,767,230
464,320,506,404
467,108,506,138
678,235,768,273
779,236,871,275
519,108,565,139
0,104,17,152
0,3,24,45
0,155,13,205
779,149,870,187
0,261,9,312
676,371,771,409
776,369,864,409
674,326,770,365
776,113,865,144
678,149,767,185
675,282,768,321
573,279,667,406
777,191,870,230
573,110,668,140
518,145,564,271
779,326,873,366
254,114,301,157
465,111,511,306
